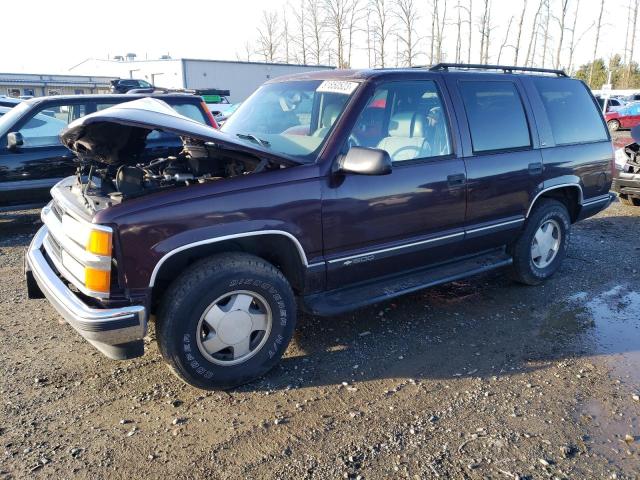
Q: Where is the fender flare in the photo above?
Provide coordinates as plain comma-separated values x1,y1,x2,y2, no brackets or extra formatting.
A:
149,230,309,287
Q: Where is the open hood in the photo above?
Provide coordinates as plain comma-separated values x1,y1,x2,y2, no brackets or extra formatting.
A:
60,97,299,166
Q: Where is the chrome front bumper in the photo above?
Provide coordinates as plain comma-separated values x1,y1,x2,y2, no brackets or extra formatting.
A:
26,226,147,360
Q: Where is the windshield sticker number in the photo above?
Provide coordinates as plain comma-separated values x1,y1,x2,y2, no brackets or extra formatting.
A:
317,80,359,95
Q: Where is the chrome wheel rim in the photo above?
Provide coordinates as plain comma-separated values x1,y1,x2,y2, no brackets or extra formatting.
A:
531,219,561,269
196,290,272,366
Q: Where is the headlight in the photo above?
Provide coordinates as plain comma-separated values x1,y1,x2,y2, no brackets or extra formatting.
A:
614,148,628,170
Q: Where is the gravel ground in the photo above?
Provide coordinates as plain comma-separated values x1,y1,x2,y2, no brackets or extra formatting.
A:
1,199,639,480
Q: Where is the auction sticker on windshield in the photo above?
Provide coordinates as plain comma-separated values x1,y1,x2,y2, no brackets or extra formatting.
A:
317,80,359,95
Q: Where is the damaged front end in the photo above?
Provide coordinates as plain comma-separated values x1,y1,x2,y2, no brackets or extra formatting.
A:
612,125,640,204
59,97,298,210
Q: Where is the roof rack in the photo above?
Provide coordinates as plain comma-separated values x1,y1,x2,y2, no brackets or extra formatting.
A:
429,63,568,77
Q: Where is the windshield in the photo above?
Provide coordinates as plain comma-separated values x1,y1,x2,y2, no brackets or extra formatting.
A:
0,102,31,136
221,80,358,161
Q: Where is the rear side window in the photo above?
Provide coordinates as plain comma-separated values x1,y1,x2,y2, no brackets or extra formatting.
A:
459,81,531,153
532,77,608,145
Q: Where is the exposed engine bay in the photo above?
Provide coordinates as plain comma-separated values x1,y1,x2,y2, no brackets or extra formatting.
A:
73,132,274,203
59,98,295,209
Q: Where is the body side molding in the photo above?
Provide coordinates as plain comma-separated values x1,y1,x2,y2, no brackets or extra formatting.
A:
526,183,584,218
149,230,310,287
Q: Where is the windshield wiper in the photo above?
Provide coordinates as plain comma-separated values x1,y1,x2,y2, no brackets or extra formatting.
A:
236,133,270,148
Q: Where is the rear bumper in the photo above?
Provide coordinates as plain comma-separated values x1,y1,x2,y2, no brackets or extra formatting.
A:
576,193,615,221
26,226,147,360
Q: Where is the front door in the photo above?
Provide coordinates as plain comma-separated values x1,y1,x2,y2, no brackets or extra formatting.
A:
0,103,87,205
322,78,467,289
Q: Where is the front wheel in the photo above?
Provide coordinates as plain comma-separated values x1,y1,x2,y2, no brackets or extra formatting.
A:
156,253,297,390
508,199,571,285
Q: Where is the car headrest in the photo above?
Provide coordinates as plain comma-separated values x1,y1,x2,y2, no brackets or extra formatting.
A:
388,112,426,137
321,103,341,128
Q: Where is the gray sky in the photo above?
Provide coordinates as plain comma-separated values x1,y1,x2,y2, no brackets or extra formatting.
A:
0,0,630,74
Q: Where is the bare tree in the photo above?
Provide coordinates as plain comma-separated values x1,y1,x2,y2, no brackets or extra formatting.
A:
627,0,639,86
540,0,551,68
430,0,438,64
282,6,292,63
306,0,326,64
566,0,583,73
454,0,462,63
624,0,633,65
256,10,281,62
365,3,374,67
514,0,527,65
236,41,253,62
525,1,543,66
588,0,605,86
554,0,569,69
497,16,514,64
372,0,393,67
324,0,349,68
478,0,492,64
466,0,472,63
346,0,364,67
394,0,420,66
434,0,448,62
292,0,308,64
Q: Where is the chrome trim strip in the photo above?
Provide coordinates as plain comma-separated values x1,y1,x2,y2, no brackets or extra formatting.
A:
327,232,465,264
307,261,325,268
581,195,611,206
466,218,524,234
526,183,584,218
149,230,310,287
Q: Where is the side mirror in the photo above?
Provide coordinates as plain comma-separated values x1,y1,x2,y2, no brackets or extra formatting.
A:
7,132,23,150
334,146,392,176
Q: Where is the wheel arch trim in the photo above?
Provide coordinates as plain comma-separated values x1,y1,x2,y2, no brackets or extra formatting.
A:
526,183,584,218
149,230,309,287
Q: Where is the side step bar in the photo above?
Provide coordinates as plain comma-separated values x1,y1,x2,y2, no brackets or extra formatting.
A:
303,249,513,317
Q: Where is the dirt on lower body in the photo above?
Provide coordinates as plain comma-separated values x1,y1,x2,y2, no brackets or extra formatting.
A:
0,202,639,480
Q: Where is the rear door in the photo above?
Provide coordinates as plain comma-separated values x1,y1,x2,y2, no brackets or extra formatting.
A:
322,77,467,289
522,76,612,201
444,74,543,253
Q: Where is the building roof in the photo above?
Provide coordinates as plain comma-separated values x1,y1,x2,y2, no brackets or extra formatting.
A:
70,57,335,70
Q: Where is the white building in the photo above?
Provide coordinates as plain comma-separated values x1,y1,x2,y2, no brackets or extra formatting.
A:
0,72,115,98
69,58,335,103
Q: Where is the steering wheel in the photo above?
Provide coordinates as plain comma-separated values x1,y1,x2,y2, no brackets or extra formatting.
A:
347,134,360,149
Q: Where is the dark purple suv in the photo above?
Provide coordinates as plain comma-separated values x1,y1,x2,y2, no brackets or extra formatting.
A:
25,64,614,390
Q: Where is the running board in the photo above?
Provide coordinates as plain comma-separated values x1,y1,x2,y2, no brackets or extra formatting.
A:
303,250,513,317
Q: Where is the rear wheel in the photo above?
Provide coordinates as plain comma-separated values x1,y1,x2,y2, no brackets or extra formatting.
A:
156,253,297,390
508,199,571,285
607,119,621,131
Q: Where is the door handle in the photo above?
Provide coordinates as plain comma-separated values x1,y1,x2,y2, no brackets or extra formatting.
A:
528,162,543,175
447,173,466,186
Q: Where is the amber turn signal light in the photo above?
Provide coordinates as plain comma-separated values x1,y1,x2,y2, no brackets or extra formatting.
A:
85,267,110,293
87,230,112,256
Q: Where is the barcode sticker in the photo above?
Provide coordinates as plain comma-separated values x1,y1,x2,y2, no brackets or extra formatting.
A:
316,80,359,95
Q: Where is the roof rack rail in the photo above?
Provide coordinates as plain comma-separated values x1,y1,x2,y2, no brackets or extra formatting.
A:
429,63,568,77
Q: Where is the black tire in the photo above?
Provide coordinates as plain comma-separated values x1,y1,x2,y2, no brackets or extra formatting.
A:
156,253,296,390
619,194,640,206
508,199,571,286
607,119,620,132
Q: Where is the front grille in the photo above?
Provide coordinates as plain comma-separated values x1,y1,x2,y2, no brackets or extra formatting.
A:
51,201,64,222
46,234,63,262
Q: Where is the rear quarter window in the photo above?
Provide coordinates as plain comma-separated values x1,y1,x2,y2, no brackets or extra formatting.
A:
458,81,531,153
532,77,608,145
